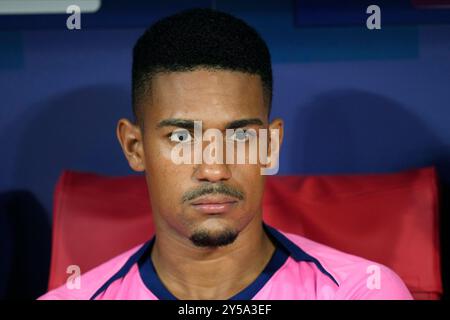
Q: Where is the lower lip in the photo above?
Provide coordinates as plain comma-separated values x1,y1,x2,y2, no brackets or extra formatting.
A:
191,202,237,214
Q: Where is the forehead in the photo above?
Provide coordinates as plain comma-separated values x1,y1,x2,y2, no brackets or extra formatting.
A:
144,69,267,127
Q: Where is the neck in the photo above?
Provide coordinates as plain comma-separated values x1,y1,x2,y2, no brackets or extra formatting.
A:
151,218,275,300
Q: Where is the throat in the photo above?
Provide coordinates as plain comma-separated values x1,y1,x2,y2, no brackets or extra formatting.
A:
150,227,277,300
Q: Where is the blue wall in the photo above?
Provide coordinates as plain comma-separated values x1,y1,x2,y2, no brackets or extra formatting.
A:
0,0,449,298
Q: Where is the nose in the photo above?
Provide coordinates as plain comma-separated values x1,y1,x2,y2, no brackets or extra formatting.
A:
193,162,232,183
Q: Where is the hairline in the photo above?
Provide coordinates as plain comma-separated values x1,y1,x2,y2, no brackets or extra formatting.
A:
132,67,272,129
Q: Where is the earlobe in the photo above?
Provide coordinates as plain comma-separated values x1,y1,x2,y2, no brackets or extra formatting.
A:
116,118,145,172
129,152,145,172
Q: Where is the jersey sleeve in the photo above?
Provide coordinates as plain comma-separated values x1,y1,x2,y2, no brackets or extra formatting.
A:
338,264,413,300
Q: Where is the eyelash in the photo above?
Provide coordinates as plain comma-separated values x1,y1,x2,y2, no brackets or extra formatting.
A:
166,130,194,137
166,130,194,143
167,128,257,143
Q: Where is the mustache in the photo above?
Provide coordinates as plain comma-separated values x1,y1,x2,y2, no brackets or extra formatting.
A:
182,183,245,203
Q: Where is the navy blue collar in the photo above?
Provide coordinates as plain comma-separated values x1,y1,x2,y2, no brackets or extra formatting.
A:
263,224,339,287
90,223,338,300
138,236,289,300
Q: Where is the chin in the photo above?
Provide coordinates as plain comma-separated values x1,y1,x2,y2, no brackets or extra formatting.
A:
189,220,239,247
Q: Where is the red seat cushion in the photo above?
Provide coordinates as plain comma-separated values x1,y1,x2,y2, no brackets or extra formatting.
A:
48,167,442,299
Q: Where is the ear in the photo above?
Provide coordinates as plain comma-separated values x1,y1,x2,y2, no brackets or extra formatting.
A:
268,118,284,152
116,118,145,172
260,118,284,175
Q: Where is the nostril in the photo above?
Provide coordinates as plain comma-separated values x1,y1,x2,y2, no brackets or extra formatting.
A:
193,164,232,183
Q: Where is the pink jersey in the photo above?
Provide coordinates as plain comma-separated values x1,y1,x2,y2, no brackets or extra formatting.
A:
39,225,413,300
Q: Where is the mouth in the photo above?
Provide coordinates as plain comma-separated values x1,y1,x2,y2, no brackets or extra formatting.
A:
190,195,239,214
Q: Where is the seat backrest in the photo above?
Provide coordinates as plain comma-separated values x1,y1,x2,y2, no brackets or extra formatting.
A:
48,167,442,299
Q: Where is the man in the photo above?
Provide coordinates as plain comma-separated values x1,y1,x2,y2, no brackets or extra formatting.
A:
39,8,412,300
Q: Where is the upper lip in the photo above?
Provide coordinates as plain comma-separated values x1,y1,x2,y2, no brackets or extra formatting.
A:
191,195,239,205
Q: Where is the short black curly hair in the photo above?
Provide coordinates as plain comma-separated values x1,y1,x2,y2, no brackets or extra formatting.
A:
132,8,273,125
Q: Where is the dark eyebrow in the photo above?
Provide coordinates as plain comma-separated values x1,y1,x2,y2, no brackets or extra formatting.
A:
226,118,264,130
156,118,264,130
156,119,195,130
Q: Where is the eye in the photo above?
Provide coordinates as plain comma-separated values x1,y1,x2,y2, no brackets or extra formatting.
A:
229,129,255,142
169,130,193,143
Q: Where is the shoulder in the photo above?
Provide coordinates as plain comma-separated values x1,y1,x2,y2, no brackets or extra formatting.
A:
282,231,413,299
38,243,145,300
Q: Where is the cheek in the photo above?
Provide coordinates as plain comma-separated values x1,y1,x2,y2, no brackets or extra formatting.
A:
144,136,185,174
144,139,198,212
231,164,265,204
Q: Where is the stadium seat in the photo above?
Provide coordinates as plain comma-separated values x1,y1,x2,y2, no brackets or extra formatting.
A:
47,167,442,299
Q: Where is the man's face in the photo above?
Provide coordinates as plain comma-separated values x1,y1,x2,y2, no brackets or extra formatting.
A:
118,69,283,247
